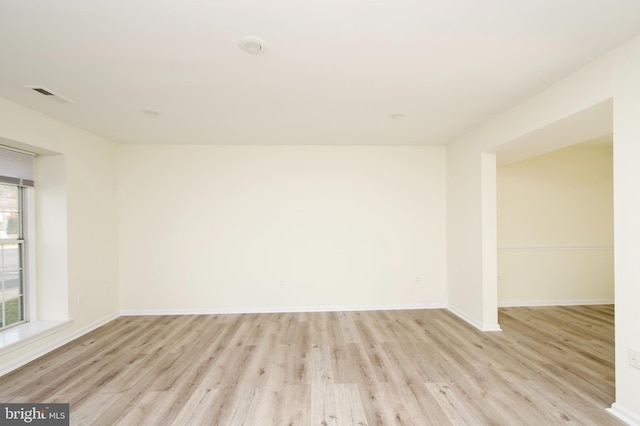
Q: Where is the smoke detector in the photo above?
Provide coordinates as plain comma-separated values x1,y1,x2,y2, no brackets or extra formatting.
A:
239,36,267,54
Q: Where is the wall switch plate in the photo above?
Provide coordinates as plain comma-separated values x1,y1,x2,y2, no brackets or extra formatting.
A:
630,348,640,370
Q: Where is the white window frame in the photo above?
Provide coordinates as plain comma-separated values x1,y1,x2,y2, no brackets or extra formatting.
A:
0,184,28,330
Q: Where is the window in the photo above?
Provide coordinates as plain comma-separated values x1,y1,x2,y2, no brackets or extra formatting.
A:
0,146,34,331
0,184,25,329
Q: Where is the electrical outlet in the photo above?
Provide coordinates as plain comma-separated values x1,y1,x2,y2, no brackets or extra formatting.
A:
630,348,640,370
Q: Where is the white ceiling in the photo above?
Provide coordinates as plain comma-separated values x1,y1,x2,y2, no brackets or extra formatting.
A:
1,0,639,146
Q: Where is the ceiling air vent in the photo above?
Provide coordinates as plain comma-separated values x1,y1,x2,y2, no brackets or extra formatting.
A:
24,86,75,104
32,87,54,96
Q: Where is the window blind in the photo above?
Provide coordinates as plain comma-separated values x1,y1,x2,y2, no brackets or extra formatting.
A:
0,145,35,187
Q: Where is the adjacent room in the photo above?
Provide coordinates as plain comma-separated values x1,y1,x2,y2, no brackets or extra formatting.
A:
497,138,614,307
1,1,640,425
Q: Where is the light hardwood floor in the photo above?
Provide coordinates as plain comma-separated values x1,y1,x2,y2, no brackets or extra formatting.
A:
0,305,621,425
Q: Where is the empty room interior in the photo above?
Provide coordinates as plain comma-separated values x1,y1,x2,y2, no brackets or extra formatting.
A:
1,1,640,425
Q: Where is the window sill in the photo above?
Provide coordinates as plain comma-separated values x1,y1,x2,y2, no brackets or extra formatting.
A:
0,320,73,357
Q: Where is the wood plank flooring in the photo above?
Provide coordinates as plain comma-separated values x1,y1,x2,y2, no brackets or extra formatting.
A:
0,305,621,425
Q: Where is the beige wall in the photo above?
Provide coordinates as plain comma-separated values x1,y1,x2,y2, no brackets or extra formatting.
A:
497,143,614,305
0,97,119,372
118,145,447,313
612,35,640,422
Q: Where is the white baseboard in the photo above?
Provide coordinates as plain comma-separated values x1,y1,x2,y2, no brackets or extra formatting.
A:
480,323,502,332
0,303,479,377
120,303,447,316
446,305,502,332
0,312,119,377
498,299,614,308
608,403,640,426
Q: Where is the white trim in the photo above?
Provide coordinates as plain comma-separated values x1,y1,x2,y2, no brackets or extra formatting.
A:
607,403,640,426
25,187,36,323
0,320,72,356
446,305,502,332
480,323,502,332
0,312,118,377
499,299,614,308
120,303,447,316
2,303,504,378
498,245,613,252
